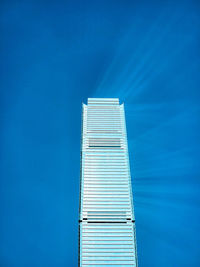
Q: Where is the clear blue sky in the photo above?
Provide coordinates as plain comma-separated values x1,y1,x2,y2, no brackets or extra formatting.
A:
0,0,200,266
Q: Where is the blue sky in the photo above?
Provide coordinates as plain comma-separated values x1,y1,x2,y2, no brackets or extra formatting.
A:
0,0,200,266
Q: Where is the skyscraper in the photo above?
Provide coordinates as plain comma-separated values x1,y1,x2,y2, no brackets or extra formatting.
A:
79,98,137,266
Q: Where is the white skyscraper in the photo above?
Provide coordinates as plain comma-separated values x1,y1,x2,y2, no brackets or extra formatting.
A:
79,98,137,266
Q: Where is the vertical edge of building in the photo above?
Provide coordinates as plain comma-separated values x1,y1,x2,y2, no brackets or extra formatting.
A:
79,102,86,267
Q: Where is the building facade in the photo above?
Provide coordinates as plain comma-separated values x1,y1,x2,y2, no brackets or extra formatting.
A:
79,98,137,266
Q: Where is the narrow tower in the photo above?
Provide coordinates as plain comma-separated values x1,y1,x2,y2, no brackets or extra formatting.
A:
79,98,137,266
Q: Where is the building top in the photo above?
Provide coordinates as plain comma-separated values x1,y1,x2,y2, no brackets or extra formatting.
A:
87,98,119,105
